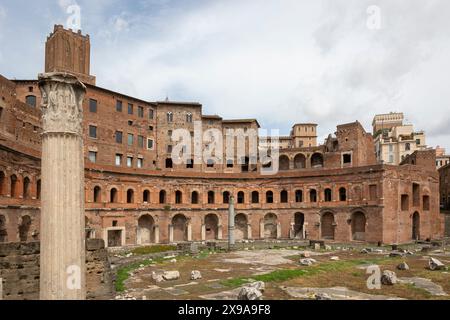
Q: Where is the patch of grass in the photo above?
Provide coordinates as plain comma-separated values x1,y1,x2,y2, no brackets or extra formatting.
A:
130,245,177,256
115,259,154,292
221,257,395,288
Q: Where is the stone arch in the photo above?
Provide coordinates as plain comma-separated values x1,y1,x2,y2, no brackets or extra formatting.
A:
311,153,324,168
23,176,31,199
0,214,7,242
293,212,305,239
294,154,306,169
234,213,248,240
137,214,155,245
279,155,290,171
412,212,420,240
10,174,18,198
205,213,219,240
264,213,278,239
321,212,335,240
172,214,188,242
18,215,32,242
93,185,102,203
351,211,366,241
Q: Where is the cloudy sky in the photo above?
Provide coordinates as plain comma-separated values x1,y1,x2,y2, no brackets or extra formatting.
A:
0,0,449,149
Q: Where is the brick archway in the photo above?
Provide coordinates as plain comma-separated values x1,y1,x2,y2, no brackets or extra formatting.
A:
172,214,188,242
264,213,277,239
137,214,155,245
351,211,366,241
205,214,219,240
321,212,335,240
234,213,248,240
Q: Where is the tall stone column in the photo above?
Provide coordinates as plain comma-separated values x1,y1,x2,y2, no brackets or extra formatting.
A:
228,196,235,250
39,73,86,300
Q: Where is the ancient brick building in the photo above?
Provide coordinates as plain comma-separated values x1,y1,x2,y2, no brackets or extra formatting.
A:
0,25,444,247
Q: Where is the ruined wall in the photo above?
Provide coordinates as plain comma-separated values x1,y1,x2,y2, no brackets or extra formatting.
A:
0,239,114,300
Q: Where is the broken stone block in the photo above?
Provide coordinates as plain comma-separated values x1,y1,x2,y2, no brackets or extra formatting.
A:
360,248,369,254
247,281,265,292
428,258,446,271
314,292,332,300
151,272,165,283
238,286,263,300
397,262,409,271
381,270,397,285
325,245,332,251
301,251,311,258
300,258,317,266
314,243,321,251
330,256,340,261
163,271,180,281
190,270,202,280
170,259,177,263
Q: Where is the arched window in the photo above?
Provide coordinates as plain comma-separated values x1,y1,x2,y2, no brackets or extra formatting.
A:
280,190,288,203
310,189,317,202
94,186,101,203
279,155,290,171
167,112,173,122
143,190,150,203
25,95,36,107
251,191,259,204
110,188,118,203
127,189,134,203
159,190,166,204
186,113,193,123
405,143,411,151
175,190,182,204
191,191,199,204
295,190,303,203
223,191,230,204
311,153,324,168
208,191,215,204
23,177,31,199
237,191,245,204
339,188,347,201
10,175,17,198
266,191,274,203
324,188,332,202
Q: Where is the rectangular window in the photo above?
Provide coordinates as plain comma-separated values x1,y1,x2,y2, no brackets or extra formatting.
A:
148,126,154,131
168,130,172,137
401,194,409,211
127,156,133,168
389,154,394,163
167,145,173,153
116,100,123,112
89,125,97,139
149,109,154,119
137,158,143,169
115,131,123,144
128,103,133,115
128,133,134,146
88,151,97,163
138,106,144,118
138,135,144,148
147,139,154,150
115,154,122,166
89,99,97,113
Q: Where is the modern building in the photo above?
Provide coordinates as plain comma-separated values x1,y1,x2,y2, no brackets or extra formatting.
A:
436,146,450,170
373,112,428,165
0,25,444,246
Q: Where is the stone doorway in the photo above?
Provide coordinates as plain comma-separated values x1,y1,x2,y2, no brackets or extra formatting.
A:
294,212,305,239
172,214,188,242
108,230,122,247
234,214,248,240
351,212,366,241
412,212,420,241
321,212,335,240
264,213,277,239
205,214,219,240
137,215,154,245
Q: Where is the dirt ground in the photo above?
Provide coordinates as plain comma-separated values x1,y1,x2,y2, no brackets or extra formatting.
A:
114,244,450,300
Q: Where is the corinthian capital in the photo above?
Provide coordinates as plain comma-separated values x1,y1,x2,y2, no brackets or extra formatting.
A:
38,72,86,135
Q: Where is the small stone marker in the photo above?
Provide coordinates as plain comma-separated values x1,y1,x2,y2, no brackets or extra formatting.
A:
191,270,202,280
429,258,446,271
397,262,409,271
381,270,397,285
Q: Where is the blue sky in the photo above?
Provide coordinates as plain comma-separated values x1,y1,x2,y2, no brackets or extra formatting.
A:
0,0,449,150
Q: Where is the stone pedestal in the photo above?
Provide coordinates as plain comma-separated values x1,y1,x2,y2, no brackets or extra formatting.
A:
38,73,86,300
